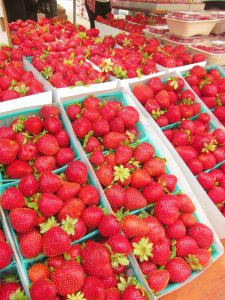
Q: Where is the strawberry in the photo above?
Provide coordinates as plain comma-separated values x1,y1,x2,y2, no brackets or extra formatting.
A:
38,171,62,194
130,169,152,189
158,174,177,192
0,139,19,164
24,116,43,135
36,134,59,156
30,279,57,300
124,187,148,211
179,213,197,228
121,285,147,300
72,117,92,138
142,182,164,203
82,276,105,300
208,186,225,204
28,263,50,282
0,282,26,300
197,172,215,190
154,194,180,226
0,127,15,139
188,223,213,249
43,117,62,135
96,165,114,187
1,187,25,210
166,257,192,283
144,215,166,244
55,129,70,147
165,105,181,124
143,157,166,177
98,215,121,237
117,106,139,128
186,248,211,270
166,220,186,240
121,215,150,239
179,193,195,213
107,233,131,256
192,54,205,63
133,84,153,105
18,142,37,161
19,229,42,259
84,136,102,153
202,83,218,97
99,102,118,121
145,99,160,114
38,193,63,217
57,198,85,221
103,132,127,149
147,77,163,94
78,185,100,206
81,241,113,278
179,104,194,119
9,207,37,233
6,159,33,178
42,227,71,257
201,96,216,108
105,287,121,300
82,206,104,229
1,90,19,101
18,174,39,197
105,183,125,210
92,119,110,137
139,261,157,275
147,269,170,293
150,239,170,266
40,105,60,119
56,182,81,201
133,142,154,163
175,236,198,257
55,147,75,167
115,145,133,165
109,116,125,134
213,106,225,122
83,97,100,109
165,77,184,92
83,108,100,122
0,241,12,269
213,129,225,144
33,156,56,173
89,150,105,166
155,90,170,109
198,152,216,170
176,146,198,164
65,161,88,184
172,130,189,147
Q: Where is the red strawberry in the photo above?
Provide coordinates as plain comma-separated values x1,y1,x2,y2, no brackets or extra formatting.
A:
55,129,70,147
105,183,125,210
197,172,215,190
117,106,139,128
133,142,154,163
28,263,50,282
56,182,81,201
65,161,88,184
103,132,127,149
166,220,186,240
109,117,125,133
18,142,37,161
0,139,19,164
124,187,148,211
1,187,25,210
84,136,102,153
121,215,150,239
83,108,100,122
66,104,81,121
107,233,131,256
98,215,121,237
72,117,92,139
82,276,105,300
165,77,184,92
40,105,60,119
133,84,153,105
166,257,192,283
18,174,39,197
179,193,195,213
78,185,100,206
99,102,117,121
89,150,105,166
198,152,216,170
147,269,170,293
24,116,43,135
143,157,166,177
92,119,110,137
144,215,166,244
57,199,85,221
130,169,152,189
213,129,225,144
158,174,177,192
176,146,198,164
172,130,190,147
188,223,213,249
0,127,16,140
30,279,57,300
213,106,225,122
42,227,71,257
139,261,157,275
82,206,104,229
9,207,37,233
147,77,163,94
186,248,211,270
36,134,59,156
105,287,121,300
155,90,170,109
55,147,75,167
115,145,133,165
179,213,197,228
145,99,160,114
52,260,85,296
38,171,62,194
208,186,225,204
175,236,198,257
19,229,42,259
96,165,114,187
6,159,33,178
121,285,146,300
142,182,164,203
165,105,181,124
83,97,100,109
202,83,218,97
38,193,63,217
43,117,62,135
33,156,56,173
151,239,170,266
0,241,12,269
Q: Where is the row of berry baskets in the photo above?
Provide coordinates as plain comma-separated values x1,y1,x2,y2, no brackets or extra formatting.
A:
0,74,225,299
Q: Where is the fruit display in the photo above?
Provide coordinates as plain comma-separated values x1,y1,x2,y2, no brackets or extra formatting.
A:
0,46,45,102
0,105,77,181
131,75,202,127
125,13,166,25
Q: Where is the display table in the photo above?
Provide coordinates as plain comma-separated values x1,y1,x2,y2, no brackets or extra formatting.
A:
162,239,225,299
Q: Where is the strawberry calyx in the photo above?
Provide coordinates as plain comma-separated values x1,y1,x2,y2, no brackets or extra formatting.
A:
100,58,114,73
125,131,136,144
114,165,131,183
202,142,217,153
185,254,204,270
199,78,210,90
127,158,141,169
61,216,78,236
3,275,18,283
136,68,142,78
79,32,87,39
216,96,222,106
63,58,74,66
41,66,53,80
151,108,165,120
118,276,148,298
66,291,87,300
168,77,179,90
82,130,94,149
170,239,177,259
132,237,153,262
25,193,41,210
123,38,131,47
105,244,130,268
12,116,26,133
180,98,194,105
113,66,127,79
115,208,129,222
138,210,149,219
40,216,59,233
9,288,28,300
94,37,103,44
9,79,18,89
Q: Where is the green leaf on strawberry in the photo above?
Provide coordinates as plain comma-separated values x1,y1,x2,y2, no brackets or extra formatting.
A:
40,216,59,233
114,165,130,183
61,216,78,236
9,288,28,300
66,291,87,300
133,237,153,262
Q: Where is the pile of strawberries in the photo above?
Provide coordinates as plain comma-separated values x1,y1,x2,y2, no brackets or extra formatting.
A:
96,13,145,33
183,66,225,126
197,163,225,217
26,233,149,300
163,114,225,174
0,105,76,179
125,13,166,25
115,33,205,68
132,76,201,127
0,46,44,102
0,225,12,271
32,50,108,88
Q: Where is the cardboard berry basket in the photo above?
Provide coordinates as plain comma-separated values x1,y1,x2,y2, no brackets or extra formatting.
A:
0,58,52,114
95,21,129,37
126,71,225,239
58,88,224,298
25,57,119,100
0,104,82,186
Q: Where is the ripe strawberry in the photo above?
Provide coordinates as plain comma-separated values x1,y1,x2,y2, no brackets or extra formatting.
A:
36,134,59,156
212,147,225,163
143,157,166,177
84,136,102,153
166,220,186,240
55,129,70,147
155,90,170,109
109,117,125,133
142,182,164,203
144,215,166,244
72,117,92,138
186,248,211,270
57,198,85,221
107,233,131,256
105,152,116,167
30,279,57,300
121,285,146,300
201,96,217,108
92,119,110,137
139,261,157,275
133,84,153,105
6,159,33,178
147,269,170,293
213,129,225,144
82,276,105,300
208,186,225,204
81,241,113,278
124,187,148,211
0,282,26,300
89,150,105,166
42,226,71,257
103,132,127,149
166,257,192,283
56,182,81,201
38,172,61,195
0,139,19,164
38,193,63,217
202,83,218,97
198,152,216,170
33,156,56,173
55,147,75,167
190,65,206,78
115,145,133,165
0,127,16,140
83,108,100,122
96,165,114,187
1,187,25,210
175,236,198,257
66,104,81,121
28,263,50,282
151,239,170,266
176,146,198,164
165,77,184,92
18,142,37,161
179,104,194,119
78,185,100,206
165,105,181,124
9,207,37,233
98,215,121,237
0,241,12,269
99,102,117,121
65,161,88,184
82,206,104,229
24,116,43,135
179,193,195,213
179,213,197,228
105,287,121,300
172,130,190,147
83,97,100,109
43,117,62,135
145,99,160,114
213,106,225,122
158,174,177,192
117,106,139,128
130,169,152,189
105,183,125,210
18,174,39,197
40,105,60,119
147,77,163,94
188,223,213,249
19,229,42,259
133,142,154,163
121,215,150,239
